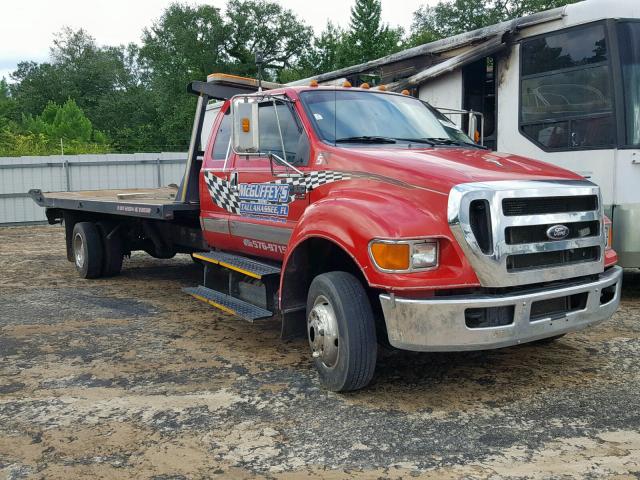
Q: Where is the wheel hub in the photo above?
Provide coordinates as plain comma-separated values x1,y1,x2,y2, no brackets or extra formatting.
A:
73,232,85,268
308,295,339,368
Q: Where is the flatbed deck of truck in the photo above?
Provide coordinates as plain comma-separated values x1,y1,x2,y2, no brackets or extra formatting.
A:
29,187,199,221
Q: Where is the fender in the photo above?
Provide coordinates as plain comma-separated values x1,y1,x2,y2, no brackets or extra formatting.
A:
279,186,480,306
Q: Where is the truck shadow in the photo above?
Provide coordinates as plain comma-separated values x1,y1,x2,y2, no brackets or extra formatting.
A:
621,269,640,298
346,335,621,411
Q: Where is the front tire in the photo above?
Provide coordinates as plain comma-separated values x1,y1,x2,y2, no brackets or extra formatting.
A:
72,222,104,279
307,272,377,392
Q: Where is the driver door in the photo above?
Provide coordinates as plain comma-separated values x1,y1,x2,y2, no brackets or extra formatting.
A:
227,99,311,261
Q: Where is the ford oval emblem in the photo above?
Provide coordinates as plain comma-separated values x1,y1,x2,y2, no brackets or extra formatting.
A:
546,224,570,241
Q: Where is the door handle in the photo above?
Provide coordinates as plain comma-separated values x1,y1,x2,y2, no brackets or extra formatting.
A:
230,171,238,187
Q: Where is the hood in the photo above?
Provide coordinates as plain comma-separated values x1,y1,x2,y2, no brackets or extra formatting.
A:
328,146,583,194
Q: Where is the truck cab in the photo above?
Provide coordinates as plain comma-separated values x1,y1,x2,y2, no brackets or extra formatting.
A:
31,74,623,392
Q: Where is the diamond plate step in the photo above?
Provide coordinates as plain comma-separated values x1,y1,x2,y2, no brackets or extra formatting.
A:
192,251,281,280
184,286,273,322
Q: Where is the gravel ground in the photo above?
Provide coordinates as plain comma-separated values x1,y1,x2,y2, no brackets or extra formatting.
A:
1,225,639,479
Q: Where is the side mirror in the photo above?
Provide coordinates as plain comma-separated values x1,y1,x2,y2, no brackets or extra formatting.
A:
232,96,259,154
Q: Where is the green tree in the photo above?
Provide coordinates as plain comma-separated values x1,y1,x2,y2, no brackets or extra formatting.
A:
140,3,228,149
10,28,157,152
344,0,404,65
224,0,314,80
24,99,93,142
1,99,109,156
0,78,17,130
410,0,579,44
285,22,350,81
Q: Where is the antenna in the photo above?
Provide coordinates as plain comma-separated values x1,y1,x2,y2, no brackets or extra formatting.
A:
255,51,264,92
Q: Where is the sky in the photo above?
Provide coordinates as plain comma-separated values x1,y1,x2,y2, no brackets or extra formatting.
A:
0,0,432,81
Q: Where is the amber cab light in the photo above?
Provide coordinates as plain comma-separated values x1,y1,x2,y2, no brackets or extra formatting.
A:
370,242,410,271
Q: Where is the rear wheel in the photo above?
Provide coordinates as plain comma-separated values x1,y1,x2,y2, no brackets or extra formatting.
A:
72,222,104,279
307,272,377,392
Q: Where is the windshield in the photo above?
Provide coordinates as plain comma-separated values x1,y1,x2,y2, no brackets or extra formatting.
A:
299,90,476,147
617,21,640,146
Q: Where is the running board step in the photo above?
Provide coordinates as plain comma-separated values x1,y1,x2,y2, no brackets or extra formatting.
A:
184,286,273,322
192,251,280,280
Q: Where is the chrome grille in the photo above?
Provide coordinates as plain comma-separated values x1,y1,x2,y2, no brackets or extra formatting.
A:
502,195,598,216
448,180,605,287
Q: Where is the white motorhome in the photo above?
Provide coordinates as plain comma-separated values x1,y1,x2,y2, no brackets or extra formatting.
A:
294,0,640,267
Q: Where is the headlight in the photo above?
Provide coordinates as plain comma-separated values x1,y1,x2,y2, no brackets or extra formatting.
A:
412,241,438,268
369,239,438,272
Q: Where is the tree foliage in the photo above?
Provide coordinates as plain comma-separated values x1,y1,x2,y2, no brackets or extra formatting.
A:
344,0,404,65
411,0,579,44
1,99,108,156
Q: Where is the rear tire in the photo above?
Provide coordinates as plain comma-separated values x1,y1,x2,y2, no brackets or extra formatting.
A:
307,272,377,392
98,222,123,277
72,222,104,279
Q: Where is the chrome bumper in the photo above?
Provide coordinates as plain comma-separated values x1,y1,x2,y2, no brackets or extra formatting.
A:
379,266,623,352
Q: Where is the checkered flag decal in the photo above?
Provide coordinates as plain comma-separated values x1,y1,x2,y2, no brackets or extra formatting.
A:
203,171,240,214
275,171,351,202
203,170,351,214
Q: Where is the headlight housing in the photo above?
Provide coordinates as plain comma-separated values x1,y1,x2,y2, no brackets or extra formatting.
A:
369,239,438,272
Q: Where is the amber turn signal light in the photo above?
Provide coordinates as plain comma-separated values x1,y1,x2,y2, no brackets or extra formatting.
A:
369,242,410,271
241,118,250,132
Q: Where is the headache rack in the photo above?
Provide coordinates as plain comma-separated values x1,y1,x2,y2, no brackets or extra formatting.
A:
177,74,283,204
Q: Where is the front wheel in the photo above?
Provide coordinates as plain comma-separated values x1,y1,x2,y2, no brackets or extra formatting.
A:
307,272,377,392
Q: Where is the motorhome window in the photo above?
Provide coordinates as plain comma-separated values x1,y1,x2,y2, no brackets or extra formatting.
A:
211,110,231,161
258,101,309,165
617,21,640,146
519,23,615,151
522,25,607,76
300,90,474,146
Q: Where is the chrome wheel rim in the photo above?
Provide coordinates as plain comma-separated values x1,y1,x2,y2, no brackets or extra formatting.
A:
73,232,85,268
308,295,340,368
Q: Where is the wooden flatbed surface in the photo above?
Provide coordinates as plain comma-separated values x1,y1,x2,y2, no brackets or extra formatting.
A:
29,187,199,220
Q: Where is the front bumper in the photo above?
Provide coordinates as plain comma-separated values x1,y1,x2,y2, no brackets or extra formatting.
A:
379,266,622,352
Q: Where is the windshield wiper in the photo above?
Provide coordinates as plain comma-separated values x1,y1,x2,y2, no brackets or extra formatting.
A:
335,136,397,144
397,137,485,149
393,137,436,146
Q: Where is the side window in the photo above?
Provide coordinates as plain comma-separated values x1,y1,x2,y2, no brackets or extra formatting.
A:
211,110,232,161
519,23,615,150
258,102,310,166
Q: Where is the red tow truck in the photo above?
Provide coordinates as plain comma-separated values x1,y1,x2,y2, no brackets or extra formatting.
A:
30,74,622,391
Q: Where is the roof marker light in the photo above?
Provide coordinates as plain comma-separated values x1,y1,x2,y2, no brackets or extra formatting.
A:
401,89,410,95
309,79,319,87
377,84,387,91
361,83,370,89
343,80,352,88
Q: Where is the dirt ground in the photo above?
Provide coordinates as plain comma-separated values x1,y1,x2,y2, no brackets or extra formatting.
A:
1,225,639,480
